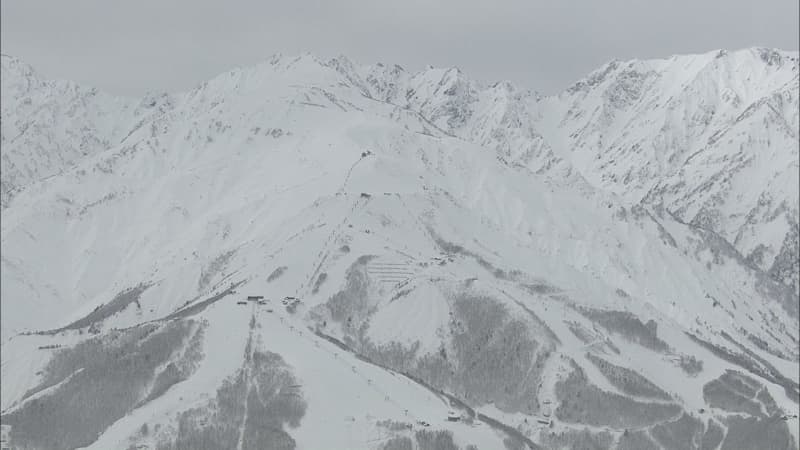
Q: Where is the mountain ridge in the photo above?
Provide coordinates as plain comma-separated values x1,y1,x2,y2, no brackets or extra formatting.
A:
1,48,798,449
4,47,797,292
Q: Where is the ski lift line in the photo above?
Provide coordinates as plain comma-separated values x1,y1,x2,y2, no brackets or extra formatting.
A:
278,212,434,422
371,277,414,281
367,267,414,275
299,195,370,299
369,273,414,277
367,271,415,274
398,196,439,250
277,318,420,423
366,269,414,273
370,275,414,279
338,152,370,194
235,309,260,450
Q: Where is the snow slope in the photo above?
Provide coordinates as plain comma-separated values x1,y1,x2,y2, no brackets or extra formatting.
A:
0,54,173,208
1,50,798,450
535,48,800,293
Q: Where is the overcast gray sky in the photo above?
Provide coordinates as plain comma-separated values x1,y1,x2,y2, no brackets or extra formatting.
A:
2,0,798,97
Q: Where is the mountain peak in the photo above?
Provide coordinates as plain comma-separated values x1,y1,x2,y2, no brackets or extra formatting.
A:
1,53,38,82
2,46,798,449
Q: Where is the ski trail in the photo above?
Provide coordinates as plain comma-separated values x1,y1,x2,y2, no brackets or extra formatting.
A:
235,303,257,450
398,194,439,255
338,153,368,194
277,313,426,422
298,195,370,298
306,324,545,448
296,152,372,298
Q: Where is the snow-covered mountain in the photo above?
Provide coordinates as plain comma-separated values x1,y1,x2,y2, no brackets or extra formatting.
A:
1,49,798,450
538,48,800,294
0,54,174,209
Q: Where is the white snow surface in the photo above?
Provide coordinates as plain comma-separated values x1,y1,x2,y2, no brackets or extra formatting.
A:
1,48,798,449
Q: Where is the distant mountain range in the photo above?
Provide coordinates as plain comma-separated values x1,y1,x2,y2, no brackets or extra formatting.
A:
1,48,797,450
